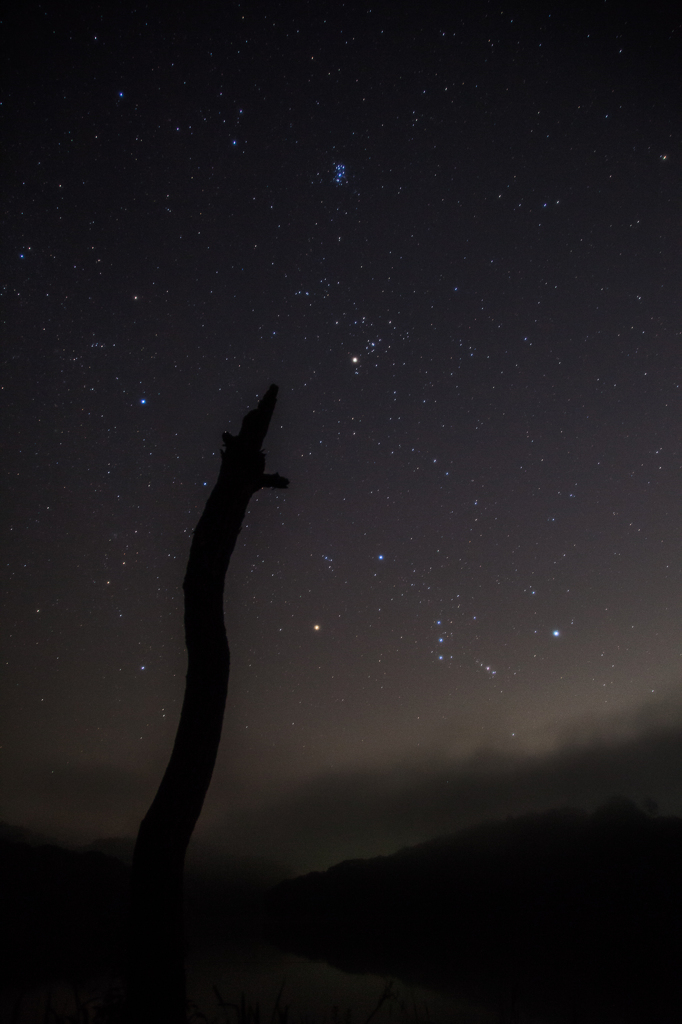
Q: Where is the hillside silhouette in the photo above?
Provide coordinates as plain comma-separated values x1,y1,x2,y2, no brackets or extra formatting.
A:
266,799,682,1022
4,802,682,1020
0,834,129,989
0,825,286,992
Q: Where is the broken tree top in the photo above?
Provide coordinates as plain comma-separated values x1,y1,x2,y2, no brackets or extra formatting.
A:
221,384,289,491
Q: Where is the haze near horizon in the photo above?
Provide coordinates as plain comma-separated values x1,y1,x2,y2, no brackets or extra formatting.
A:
2,1,681,875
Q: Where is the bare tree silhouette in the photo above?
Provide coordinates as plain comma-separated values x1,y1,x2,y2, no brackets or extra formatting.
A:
126,385,288,1024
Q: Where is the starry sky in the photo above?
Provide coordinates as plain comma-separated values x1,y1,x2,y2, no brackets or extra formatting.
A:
2,1,682,873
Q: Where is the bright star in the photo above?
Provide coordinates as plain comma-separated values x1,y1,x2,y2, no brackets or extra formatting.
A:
553,630,560,637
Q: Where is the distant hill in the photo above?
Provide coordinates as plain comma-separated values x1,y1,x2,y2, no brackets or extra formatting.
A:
267,799,682,922
0,821,63,848
0,827,289,989
265,800,682,1022
0,836,130,988
79,835,137,864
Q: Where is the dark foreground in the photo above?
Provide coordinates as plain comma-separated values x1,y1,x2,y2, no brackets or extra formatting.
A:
266,801,682,1023
2,801,682,1022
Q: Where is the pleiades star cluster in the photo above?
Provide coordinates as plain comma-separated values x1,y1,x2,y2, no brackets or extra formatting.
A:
2,1,681,870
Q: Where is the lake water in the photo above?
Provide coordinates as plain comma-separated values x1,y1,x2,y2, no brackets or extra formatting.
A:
0,919,502,1024
3,910,679,1024
185,921,499,1023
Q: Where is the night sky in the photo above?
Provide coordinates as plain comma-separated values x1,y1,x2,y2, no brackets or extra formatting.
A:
3,1,682,874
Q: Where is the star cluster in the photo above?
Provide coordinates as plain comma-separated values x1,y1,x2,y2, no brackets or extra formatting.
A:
2,2,681,856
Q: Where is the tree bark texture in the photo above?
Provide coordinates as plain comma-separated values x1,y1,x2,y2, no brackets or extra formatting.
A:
126,385,288,1024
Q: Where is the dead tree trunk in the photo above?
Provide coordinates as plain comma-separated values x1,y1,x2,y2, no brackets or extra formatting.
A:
126,385,288,1024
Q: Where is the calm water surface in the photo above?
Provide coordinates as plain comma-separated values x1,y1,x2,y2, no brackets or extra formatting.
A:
0,923,498,1024
185,923,497,1023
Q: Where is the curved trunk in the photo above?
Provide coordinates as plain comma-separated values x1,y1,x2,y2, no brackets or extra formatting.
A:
126,386,288,1024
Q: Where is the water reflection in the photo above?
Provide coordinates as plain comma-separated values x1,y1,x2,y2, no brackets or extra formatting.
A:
4,803,682,1023
1,920,498,1024
185,917,496,1024
263,804,682,1024
4,907,680,1024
